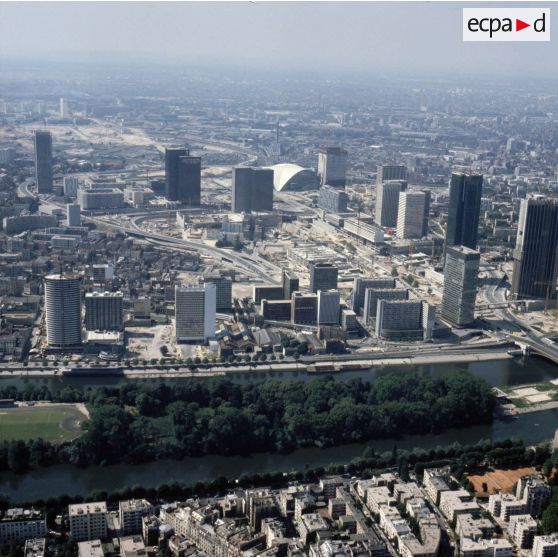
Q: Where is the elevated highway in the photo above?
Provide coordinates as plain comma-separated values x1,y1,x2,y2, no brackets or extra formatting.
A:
89,214,280,283
34,194,280,283
510,335,558,365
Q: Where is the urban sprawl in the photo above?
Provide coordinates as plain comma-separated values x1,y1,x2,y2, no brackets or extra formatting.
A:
1,66,558,557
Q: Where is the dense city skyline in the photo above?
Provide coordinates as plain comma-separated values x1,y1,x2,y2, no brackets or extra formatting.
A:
1,2,558,556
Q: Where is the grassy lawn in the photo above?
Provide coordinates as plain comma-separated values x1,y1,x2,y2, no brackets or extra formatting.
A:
148,415,176,443
0,405,88,443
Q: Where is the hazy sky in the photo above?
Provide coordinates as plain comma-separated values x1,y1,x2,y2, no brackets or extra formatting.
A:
0,2,556,78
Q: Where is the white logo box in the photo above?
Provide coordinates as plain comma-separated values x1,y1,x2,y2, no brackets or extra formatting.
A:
463,8,550,41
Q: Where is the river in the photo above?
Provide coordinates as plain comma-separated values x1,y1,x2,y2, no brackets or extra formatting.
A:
2,353,557,390
1,356,558,502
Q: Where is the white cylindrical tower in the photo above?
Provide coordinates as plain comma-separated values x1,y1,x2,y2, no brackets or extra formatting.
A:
44,274,82,347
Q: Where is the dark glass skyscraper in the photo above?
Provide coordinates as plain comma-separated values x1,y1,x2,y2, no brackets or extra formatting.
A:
177,155,201,205
512,196,558,300
282,270,299,300
318,185,348,213
446,172,483,250
165,148,187,201
317,146,348,187
231,167,274,213
309,262,338,293
34,130,53,193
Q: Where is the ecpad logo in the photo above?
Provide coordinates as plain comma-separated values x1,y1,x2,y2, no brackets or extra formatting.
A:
463,8,550,41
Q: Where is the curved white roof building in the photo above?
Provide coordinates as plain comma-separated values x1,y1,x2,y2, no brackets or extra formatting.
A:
269,164,319,192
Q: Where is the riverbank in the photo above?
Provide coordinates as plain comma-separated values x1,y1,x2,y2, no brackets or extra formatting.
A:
497,399,558,416
126,350,514,379
0,348,515,380
2,405,557,502
0,355,555,392
495,378,558,416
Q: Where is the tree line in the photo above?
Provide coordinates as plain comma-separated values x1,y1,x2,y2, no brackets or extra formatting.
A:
0,371,496,472
2,438,545,513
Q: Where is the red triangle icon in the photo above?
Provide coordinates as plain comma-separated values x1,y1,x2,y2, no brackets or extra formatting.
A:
516,18,530,31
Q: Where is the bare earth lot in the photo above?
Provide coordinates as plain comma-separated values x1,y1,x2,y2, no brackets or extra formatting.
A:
468,467,537,496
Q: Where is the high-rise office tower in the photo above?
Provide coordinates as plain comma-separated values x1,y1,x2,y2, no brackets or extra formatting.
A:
375,181,407,227
261,299,292,322
200,273,232,312
317,147,348,187
232,167,274,213
291,291,318,325
441,246,480,327
44,274,82,347
511,196,558,300
67,203,81,227
165,148,187,201
363,288,408,324
34,131,53,194
446,172,483,250
59,98,69,118
175,284,216,343
85,292,123,331
352,277,396,314
232,167,252,212
421,189,431,237
375,299,424,340
396,191,429,239
282,270,299,300
177,154,201,205
317,289,340,325
318,186,348,213
253,285,284,304
251,169,274,212
309,262,338,293
376,164,408,184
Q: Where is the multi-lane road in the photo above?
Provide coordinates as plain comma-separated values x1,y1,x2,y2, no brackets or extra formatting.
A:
35,191,281,283
480,268,558,364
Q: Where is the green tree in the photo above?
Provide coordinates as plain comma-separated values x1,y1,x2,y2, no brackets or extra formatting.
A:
7,441,29,473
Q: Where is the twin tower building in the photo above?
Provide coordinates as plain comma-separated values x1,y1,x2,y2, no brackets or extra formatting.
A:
440,172,558,328
166,147,274,213
375,168,484,328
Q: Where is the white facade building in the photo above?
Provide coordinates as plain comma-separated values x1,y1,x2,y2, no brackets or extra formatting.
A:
44,274,82,347
59,97,69,118
396,191,428,239
68,502,107,542
175,284,216,343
